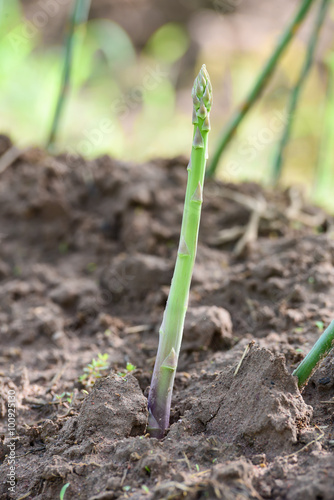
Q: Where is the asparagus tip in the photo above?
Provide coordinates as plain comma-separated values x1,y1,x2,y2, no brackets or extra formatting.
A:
192,65,213,120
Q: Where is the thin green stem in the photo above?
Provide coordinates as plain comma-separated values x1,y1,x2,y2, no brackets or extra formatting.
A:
46,0,91,150
147,65,212,439
206,0,315,178
313,57,334,206
293,320,334,388
272,0,330,184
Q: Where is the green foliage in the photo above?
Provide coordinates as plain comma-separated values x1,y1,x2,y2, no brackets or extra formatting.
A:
145,23,189,63
0,0,332,202
0,1,189,158
79,353,110,387
88,19,136,70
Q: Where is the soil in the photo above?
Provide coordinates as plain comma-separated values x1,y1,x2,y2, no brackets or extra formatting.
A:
0,135,334,499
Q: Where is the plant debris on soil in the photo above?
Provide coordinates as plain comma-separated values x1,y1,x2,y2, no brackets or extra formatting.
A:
0,135,334,500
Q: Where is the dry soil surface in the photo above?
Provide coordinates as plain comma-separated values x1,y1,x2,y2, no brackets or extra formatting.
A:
0,136,334,499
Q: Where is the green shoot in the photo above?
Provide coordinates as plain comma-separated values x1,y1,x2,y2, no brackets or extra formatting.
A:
86,262,97,273
313,53,334,209
206,0,314,177
54,392,74,406
117,362,136,377
271,0,330,184
293,320,334,388
315,321,324,333
147,65,212,438
47,0,91,150
60,483,70,500
126,362,136,372
79,353,109,387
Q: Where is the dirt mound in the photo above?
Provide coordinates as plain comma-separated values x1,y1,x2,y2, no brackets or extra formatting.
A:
75,374,148,442
171,347,312,458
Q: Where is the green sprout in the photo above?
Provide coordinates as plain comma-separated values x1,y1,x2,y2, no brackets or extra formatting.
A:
79,353,109,387
315,320,324,333
54,392,74,406
293,320,334,388
60,483,70,500
86,262,97,273
147,65,212,438
117,362,136,377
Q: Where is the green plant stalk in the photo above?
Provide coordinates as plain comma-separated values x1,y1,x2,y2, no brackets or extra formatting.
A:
206,0,315,178
147,65,212,438
47,0,91,150
272,0,330,184
293,320,334,388
313,58,334,207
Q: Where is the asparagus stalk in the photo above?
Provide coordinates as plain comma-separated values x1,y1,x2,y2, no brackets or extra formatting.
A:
47,0,91,150
313,43,334,204
147,65,212,438
293,320,334,388
272,0,330,184
206,0,315,178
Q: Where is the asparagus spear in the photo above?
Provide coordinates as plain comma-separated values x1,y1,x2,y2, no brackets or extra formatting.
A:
206,0,315,178
293,320,334,388
47,0,91,150
147,65,213,438
272,0,330,184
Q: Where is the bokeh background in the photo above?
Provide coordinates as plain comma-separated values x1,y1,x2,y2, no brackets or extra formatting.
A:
1,0,334,207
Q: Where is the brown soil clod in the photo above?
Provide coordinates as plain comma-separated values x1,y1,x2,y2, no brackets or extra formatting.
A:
172,347,312,458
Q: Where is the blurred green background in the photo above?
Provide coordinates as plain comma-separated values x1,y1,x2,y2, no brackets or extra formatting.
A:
0,0,334,208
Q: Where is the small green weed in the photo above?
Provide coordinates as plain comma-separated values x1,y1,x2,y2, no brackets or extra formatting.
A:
79,353,109,387
54,392,74,407
315,320,324,332
86,262,97,273
117,362,136,378
58,242,69,254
